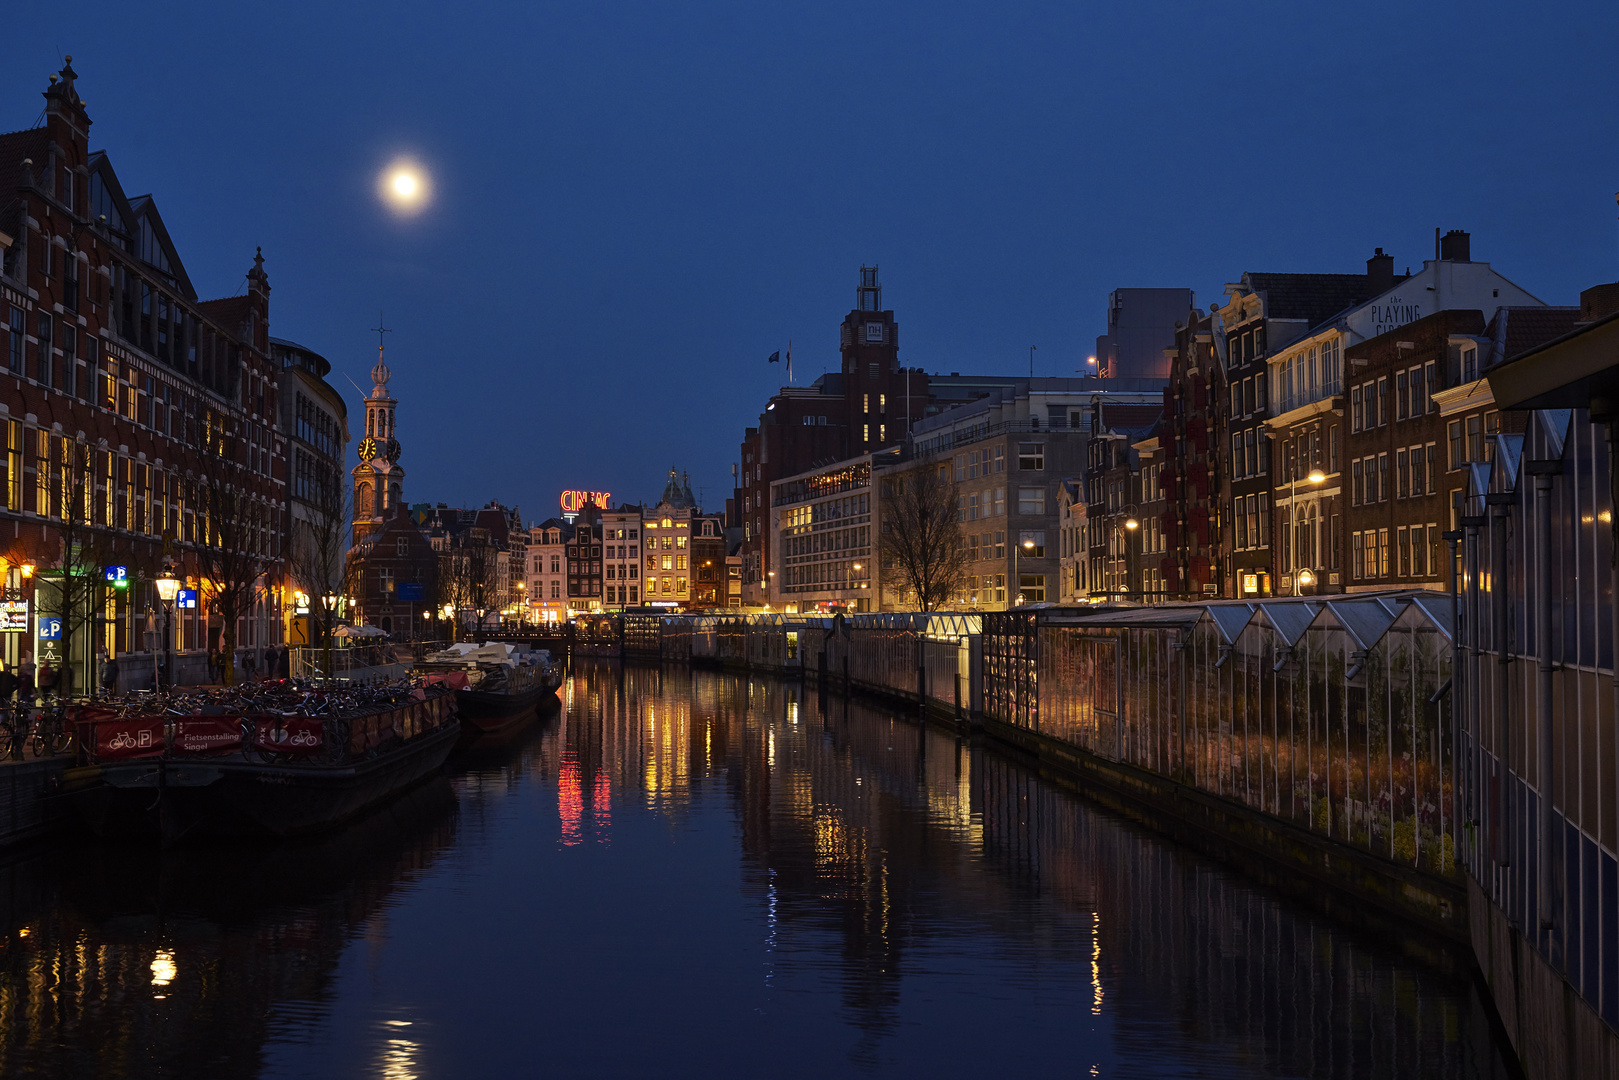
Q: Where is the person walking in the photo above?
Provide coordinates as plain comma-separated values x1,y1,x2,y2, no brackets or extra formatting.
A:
99,649,119,696
18,652,36,706
0,661,16,706
207,645,222,684
36,658,57,704
242,648,257,683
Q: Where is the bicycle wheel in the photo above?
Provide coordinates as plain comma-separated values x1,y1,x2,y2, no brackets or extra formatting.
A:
49,719,73,756
0,713,15,760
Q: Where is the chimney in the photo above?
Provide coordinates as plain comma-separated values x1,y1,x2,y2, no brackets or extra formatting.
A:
1579,282,1619,323
1439,229,1471,262
1366,248,1395,295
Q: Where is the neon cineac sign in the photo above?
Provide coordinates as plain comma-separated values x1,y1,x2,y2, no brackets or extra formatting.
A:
560,490,611,513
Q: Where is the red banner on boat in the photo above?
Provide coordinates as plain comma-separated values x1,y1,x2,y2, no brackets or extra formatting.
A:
94,717,165,759
423,671,469,690
253,716,324,754
175,716,243,755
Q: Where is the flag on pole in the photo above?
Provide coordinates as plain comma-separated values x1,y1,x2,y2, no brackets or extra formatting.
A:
786,340,793,385
767,351,780,364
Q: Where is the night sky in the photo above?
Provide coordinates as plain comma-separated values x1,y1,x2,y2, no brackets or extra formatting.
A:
8,1,1618,523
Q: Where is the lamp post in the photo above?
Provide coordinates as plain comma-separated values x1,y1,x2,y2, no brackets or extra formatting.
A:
1011,536,1035,607
321,592,339,684
1122,513,1140,599
1291,466,1328,594
154,562,179,690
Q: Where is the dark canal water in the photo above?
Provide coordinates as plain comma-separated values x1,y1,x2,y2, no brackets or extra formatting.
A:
0,664,1517,1078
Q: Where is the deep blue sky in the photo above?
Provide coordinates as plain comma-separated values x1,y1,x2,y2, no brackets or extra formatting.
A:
9,2,1619,522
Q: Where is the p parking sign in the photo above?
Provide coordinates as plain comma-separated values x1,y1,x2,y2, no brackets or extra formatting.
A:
37,616,62,641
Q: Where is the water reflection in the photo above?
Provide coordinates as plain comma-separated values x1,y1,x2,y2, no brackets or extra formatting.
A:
0,665,1517,1078
0,777,457,1079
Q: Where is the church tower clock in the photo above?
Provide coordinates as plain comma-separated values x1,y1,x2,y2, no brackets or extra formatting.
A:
351,321,406,544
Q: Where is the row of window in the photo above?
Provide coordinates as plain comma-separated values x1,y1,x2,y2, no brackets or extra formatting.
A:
1228,372,1270,420
785,527,867,559
1351,524,1443,580
1350,362,1438,431
1350,444,1441,505
1233,493,1272,551
1230,427,1271,481
1276,337,1342,414
954,445,1008,480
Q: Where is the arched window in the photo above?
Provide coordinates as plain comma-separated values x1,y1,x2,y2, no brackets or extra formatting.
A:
357,481,373,517
388,483,401,510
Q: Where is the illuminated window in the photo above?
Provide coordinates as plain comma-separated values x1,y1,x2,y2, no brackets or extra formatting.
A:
863,424,869,443
863,394,870,414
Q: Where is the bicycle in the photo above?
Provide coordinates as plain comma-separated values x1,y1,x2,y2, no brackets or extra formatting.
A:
28,703,73,758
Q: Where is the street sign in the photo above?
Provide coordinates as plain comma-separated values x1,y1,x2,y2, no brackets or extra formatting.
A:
37,616,62,641
176,589,199,610
105,566,129,585
0,601,26,632
398,583,425,601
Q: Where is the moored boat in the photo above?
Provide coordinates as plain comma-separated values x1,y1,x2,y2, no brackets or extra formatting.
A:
67,686,459,844
419,643,562,732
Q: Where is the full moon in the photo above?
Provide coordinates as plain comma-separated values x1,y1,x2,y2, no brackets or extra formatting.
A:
378,159,431,214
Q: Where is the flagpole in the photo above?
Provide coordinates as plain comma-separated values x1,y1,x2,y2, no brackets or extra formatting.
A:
787,340,793,385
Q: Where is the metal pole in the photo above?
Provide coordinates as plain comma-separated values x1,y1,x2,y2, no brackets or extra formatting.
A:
1528,461,1559,939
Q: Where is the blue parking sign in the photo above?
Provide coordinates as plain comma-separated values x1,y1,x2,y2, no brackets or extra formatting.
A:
37,616,62,641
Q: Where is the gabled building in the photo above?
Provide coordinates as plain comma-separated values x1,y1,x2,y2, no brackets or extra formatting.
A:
1266,232,1544,595
525,518,573,622
0,58,286,683
1217,256,1408,597
1085,402,1163,600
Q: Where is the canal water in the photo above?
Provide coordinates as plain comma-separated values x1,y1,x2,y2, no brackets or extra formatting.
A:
0,664,1516,1078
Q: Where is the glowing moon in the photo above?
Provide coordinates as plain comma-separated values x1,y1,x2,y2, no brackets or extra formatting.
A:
378,159,431,215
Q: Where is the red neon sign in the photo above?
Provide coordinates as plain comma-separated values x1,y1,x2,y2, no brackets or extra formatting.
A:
560,490,611,513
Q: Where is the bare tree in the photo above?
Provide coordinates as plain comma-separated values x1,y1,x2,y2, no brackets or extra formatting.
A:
192,419,273,686
37,437,114,696
879,460,969,612
290,477,359,674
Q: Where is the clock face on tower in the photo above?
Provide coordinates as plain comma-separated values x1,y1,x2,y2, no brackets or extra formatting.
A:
384,438,401,463
358,437,379,461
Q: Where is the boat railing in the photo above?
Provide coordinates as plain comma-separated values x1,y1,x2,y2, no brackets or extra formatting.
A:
73,688,456,767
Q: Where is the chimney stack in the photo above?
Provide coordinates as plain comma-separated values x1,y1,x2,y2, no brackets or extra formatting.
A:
1439,229,1471,262
1366,248,1395,295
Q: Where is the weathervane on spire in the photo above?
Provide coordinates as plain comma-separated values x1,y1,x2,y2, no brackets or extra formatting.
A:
369,311,393,391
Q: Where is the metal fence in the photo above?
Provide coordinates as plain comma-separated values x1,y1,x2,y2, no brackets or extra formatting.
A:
983,596,1457,880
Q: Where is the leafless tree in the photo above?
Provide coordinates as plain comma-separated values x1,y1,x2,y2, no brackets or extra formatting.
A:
289,477,360,669
192,419,274,686
36,437,117,695
879,460,969,612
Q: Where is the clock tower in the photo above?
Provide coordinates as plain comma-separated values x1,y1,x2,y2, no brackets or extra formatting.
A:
351,336,406,543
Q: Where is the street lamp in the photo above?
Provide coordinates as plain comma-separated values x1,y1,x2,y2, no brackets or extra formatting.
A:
154,562,179,689
1291,465,1328,594
321,593,339,684
1011,536,1035,607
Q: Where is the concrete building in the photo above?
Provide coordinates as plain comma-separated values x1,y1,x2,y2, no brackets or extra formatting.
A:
1056,479,1088,603
1093,288,1197,380
907,379,1161,609
770,453,881,613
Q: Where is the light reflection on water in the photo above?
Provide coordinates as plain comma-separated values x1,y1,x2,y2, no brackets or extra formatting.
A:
0,664,1517,1079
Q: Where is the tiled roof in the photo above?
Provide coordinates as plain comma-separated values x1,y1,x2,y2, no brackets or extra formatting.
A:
197,296,253,341
1242,272,1383,326
1495,306,1582,364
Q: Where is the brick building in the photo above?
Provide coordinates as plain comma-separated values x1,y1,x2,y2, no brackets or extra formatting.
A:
1085,402,1163,600
0,59,285,684
1267,234,1544,596
1161,310,1225,597
525,518,573,622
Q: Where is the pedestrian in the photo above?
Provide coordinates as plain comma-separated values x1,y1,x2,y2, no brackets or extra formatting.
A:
99,648,119,696
242,649,257,682
36,657,57,704
207,645,222,684
18,651,36,705
0,661,16,704
275,643,290,680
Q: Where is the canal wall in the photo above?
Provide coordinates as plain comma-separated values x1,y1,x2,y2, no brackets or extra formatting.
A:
0,757,70,848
